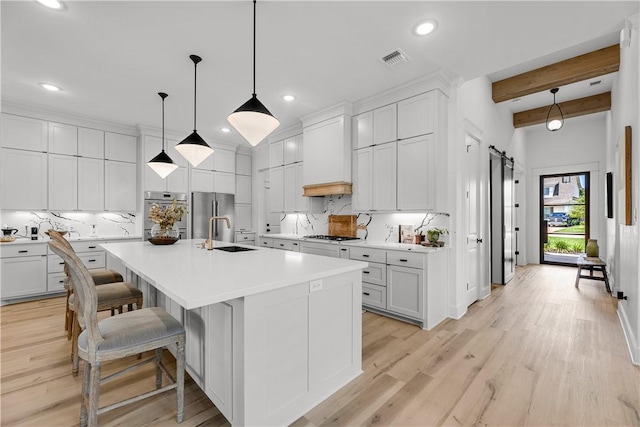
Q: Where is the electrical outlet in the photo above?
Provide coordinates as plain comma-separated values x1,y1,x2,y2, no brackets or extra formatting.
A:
310,279,323,293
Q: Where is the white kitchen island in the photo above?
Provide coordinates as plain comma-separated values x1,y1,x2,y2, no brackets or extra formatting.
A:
100,239,367,426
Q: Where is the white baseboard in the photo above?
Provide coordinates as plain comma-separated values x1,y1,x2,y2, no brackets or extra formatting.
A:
448,303,467,320
617,304,640,365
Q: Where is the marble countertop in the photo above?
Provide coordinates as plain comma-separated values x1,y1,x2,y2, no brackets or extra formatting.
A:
259,234,447,253
2,235,141,245
101,239,367,310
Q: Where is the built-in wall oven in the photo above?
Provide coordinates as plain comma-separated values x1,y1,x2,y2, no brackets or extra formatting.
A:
143,191,188,240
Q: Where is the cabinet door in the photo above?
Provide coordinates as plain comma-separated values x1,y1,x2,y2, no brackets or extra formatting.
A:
78,128,104,159
104,132,137,163
236,175,252,204
283,164,296,212
269,140,284,168
397,135,435,211
0,149,47,210
236,153,252,176
373,104,397,145
352,147,372,211
397,92,434,140
1,114,48,151
48,122,78,155
184,306,207,387
214,172,236,194
270,167,284,213
235,204,252,231
372,142,396,211
49,154,78,211
1,256,47,298
78,157,105,211
105,160,137,211
166,167,188,193
303,115,351,185
353,111,373,149
295,134,304,163
214,149,236,173
191,169,215,192
387,265,424,319
283,136,297,165
294,163,308,212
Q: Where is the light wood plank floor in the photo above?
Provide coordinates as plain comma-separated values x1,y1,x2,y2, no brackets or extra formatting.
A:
2,264,638,426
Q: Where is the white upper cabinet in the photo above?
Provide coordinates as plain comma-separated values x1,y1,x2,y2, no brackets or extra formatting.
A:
105,160,137,211
283,135,303,165
352,111,373,150
236,175,252,204
191,169,215,193
303,115,351,186
48,122,78,155
214,172,235,194
104,132,137,163
48,154,78,211
397,134,436,211
1,114,48,152
372,142,397,211
270,166,284,213
0,148,47,210
166,166,188,194
78,127,104,159
283,164,296,213
373,104,397,145
269,140,284,168
236,153,252,176
352,148,373,211
397,92,434,140
214,149,236,174
78,157,105,211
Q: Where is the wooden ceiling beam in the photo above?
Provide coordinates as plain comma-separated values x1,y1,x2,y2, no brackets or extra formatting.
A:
513,92,611,128
493,45,619,103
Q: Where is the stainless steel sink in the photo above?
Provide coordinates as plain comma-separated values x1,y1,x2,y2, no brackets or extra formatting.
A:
213,246,256,252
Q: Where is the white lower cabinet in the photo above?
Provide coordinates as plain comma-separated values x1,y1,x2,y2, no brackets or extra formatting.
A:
1,254,47,299
299,241,339,258
184,306,208,387
362,283,386,309
386,265,424,319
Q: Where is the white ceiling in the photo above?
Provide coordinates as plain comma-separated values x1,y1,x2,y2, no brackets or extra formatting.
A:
2,1,638,147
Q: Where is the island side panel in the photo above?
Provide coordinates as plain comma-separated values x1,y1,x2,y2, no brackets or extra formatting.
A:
242,270,363,427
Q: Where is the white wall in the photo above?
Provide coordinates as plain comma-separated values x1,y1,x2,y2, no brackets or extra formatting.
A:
523,114,607,264
608,14,640,364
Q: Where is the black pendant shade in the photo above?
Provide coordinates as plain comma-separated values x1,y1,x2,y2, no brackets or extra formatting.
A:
227,0,280,146
176,54,214,166
546,87,564,132
147,92,178,179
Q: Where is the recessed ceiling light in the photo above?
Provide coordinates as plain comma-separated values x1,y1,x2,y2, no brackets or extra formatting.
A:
414,20,437,36
39,83,62,92
36,0,62,9
282,94,296,102
220,127,231,133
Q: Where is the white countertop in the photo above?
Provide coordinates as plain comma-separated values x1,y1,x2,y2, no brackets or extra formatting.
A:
2,235,141,245
101,239,367,310
260,234,447,253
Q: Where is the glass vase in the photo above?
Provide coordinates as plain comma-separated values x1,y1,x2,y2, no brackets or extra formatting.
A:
149,224,179,244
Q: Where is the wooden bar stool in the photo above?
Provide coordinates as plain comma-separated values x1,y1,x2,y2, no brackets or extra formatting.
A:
49,241,185,427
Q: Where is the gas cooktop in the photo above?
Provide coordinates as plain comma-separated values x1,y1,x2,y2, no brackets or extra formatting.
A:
304,235,360,242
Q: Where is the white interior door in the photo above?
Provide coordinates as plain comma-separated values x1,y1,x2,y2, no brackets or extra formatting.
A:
466,137,481,306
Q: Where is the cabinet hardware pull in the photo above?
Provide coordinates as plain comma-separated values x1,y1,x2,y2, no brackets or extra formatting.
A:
341,248,347,251
59,280,64,283
18,250,28,253
362,254,369,258
363,292,370,296
363,271,370,274
88,246,97,249
59,262,65,265
400,259,408,262
279,244,284,247
88,259,96,262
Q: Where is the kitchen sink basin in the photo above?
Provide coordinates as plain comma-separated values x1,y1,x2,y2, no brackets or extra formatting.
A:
213,246,256,253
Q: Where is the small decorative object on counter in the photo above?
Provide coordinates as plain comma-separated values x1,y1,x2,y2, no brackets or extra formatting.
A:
148,199,187,245
426,227,449,244
586,239,599,257
399,225,413,243
414,233,425,244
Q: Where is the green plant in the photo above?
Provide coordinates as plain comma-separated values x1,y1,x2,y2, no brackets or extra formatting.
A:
426,228,449,243
571,242,584,253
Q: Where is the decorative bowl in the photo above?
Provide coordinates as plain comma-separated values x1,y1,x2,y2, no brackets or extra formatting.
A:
148,236,179,245
0,236,16,243
45,230,68,237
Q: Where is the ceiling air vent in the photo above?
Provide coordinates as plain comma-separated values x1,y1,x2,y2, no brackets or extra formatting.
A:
381,49,410,68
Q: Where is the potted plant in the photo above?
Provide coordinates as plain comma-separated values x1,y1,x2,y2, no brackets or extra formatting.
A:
148,199,187,244
426,227,448,244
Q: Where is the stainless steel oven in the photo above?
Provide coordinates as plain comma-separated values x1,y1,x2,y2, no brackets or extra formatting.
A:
143,191,188,240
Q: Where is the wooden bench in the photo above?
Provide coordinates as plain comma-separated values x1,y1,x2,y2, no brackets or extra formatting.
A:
575,255,610,292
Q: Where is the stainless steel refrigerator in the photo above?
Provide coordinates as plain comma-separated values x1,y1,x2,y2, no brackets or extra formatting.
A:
191,192,235,242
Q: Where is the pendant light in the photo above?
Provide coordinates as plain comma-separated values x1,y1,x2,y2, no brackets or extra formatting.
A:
546,88,564,132
175,55,214,167
228,0,280,146
147,92,179,179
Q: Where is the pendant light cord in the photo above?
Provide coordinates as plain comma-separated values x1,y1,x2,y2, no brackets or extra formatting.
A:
162,95,165,151
253,0,256,96
194,61,198,131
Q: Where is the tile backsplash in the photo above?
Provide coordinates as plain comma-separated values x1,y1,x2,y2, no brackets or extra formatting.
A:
0,211,139,239
279,195,450,244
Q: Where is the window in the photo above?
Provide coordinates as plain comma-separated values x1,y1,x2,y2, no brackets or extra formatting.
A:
544,186,555,197
562,176,571,183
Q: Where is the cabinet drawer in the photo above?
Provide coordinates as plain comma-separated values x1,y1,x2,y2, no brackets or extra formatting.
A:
235,232,256,243
48,272,67,292
291,241,301,252
1,243,47,258
338,246,350,258
259,237,273,248
349,246,386,264
72,240,105,253
273,239,294,251
362,262,387,287
49,251,105,273
386,251,425,269
362,283,386,309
